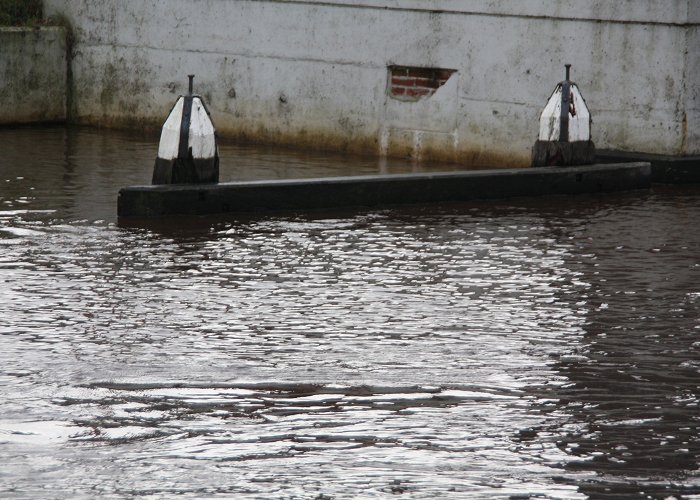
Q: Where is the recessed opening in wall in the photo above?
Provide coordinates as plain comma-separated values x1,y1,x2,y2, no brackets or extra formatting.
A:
388,65,456,101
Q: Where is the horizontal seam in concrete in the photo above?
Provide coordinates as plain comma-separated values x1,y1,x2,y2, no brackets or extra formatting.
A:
591,107,686,113
0,26,65,32
458,96,536,108
386,127,456,134
79,42,387,70
247,0,699,27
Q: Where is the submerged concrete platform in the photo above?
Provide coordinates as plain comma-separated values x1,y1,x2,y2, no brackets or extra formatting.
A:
597,150,700,184
118,162,651,218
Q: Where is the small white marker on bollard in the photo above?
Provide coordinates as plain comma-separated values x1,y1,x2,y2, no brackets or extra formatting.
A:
532,64,595,167
152,75,219,184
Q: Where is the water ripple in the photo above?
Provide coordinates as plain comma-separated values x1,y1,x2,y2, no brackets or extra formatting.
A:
1,127,699,498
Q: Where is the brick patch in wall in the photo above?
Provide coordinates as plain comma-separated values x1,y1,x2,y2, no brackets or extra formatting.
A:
388,65,456,101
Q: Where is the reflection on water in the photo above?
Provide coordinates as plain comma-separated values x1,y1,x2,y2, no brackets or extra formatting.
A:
1,126,699,498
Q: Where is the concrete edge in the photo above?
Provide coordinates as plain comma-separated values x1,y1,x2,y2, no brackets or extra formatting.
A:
597,150,700,184
118,162,651,218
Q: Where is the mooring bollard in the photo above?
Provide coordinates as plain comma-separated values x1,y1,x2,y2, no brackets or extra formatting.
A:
532,64,595,167
152,75,219,184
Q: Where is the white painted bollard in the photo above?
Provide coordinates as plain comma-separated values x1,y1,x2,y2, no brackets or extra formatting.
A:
532,64,595,167
152,75,219,184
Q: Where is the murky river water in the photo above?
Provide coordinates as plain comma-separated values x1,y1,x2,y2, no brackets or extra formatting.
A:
1,126,699,499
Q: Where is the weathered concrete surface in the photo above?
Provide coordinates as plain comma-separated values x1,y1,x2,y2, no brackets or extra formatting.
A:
0,27,67,124
43,0,699,165
685,23,700,156
118,162,652,217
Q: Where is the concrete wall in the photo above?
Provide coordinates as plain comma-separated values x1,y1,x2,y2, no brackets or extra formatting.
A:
0,27,67,125
685,23,699,154
44,0,699,165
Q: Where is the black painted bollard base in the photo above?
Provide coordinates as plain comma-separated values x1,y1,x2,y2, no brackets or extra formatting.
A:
152,155,219,184
532,140,596,167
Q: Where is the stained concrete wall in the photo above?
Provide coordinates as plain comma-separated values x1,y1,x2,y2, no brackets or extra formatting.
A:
0,27,67,124
43,0,699,165
685,24,700,155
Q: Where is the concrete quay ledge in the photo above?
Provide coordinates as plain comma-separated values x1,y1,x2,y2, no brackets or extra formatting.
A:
117,162,651,218
596,150,700,184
